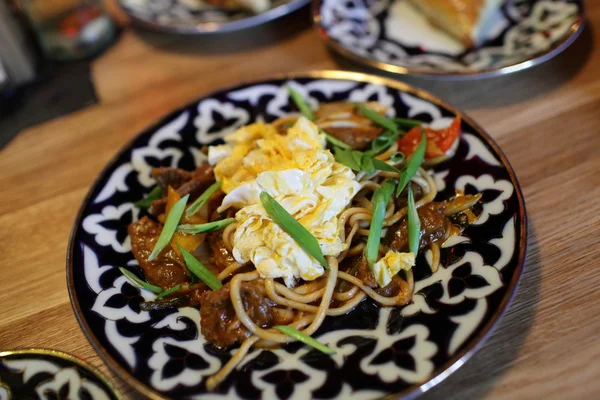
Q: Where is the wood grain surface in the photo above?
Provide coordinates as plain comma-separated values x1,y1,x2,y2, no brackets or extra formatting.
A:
1,1,599,399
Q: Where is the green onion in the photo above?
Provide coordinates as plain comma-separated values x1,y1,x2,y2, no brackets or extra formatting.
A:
407,185,421,255
148,194,189,262
177,244,223,290
185,181,222,218
334,147,402,176
365,180,396,267
396,130,427,196
390,152,405,163
365,130,402,156
394,117,422,129
287,86,315,121
177,218,236,234
156,284,182,299
260,192,328,269
323,131,352,150
356,104,397,134
118,267,161,293
274,326,335,355
134,186,163,209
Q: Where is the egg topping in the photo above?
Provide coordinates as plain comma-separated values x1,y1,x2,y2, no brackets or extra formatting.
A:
208,117,361,287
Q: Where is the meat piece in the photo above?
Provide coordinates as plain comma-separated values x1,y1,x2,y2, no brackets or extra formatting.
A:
324,126,383,151
377,275,405,298
200,280,276,348
152,167,192,191
128,216,189,289
149,163,216,216
354,255,378,288
387,202,452,252
207,232,238,272
315,102,386,150
176,163,215,199
394,182,424,210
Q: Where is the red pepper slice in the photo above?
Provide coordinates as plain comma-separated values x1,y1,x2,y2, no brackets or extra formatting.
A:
397,117,461,159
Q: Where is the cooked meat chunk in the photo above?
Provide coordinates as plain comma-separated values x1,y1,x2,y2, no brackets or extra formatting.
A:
387,202,452,252
207,232,238,272
353,254,378,288
200,280,276,348
128,216,189,289
315,102,386,150
149,163,216,216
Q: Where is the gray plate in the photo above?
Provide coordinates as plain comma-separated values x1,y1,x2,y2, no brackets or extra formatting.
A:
313,0,585,79
119,0,310,34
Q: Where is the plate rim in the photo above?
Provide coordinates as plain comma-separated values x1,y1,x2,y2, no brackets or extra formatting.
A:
118,0,311,34
312,0,586,80
0,348,124,400
66,70,528,400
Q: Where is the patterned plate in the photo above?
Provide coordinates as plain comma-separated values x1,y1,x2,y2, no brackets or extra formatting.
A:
0,349,121,400
119,0,310,34
67,71,527,400
314,0,585,79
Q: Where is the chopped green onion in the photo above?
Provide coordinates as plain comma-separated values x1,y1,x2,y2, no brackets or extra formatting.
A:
274,326,335,355
397,130,427,196
323,131,352,150
356,104,397,134
118,267,161,293
134,186,163,209
365,180,396,267
177,218,236,234
140,296,185,311
287,86,315,121
393,117,422,129
148,194,189,262
390,152,405,163
260,192,328,269
177,244,223,290
156,284,182,299
334,147,401,175
365,130,403,157
407,185,421,255
372,159,402,175
185,181,222,218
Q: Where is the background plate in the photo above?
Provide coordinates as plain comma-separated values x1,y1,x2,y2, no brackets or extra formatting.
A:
67,71,527,400
119,0,310,34
314,0,585,79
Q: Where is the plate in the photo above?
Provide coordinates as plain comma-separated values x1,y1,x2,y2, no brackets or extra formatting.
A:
0,349,122,400
314,0,585,79
67,71,527,399
119,0,310,34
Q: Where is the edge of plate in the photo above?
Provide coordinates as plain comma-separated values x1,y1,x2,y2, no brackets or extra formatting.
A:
119,0,310,35
312,0,586,80
66,70,528,400
0,348,124,400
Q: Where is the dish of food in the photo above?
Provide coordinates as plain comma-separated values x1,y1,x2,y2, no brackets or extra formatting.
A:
314,0,585,78
68,71,526,399
119,0,310,34
0,349,122,400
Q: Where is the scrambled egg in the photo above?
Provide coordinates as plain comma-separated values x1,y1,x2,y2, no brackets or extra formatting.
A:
208,117,361,287
372,251,416,288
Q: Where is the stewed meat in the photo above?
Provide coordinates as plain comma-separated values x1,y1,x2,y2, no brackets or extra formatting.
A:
387,202,452,252
128,216,189,289
200,280,276,348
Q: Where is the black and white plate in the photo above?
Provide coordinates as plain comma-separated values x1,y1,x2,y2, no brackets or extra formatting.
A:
0,349,121,400
314,0,585,79
67,71,527,399
119,0,310,34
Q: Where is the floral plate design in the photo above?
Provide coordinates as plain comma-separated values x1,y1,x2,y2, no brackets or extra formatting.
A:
119,0,310,34
314,0,585,79
0,349,121,400
67,71,527,400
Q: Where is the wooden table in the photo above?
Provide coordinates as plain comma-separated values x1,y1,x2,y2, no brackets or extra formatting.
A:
1,2,599,399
